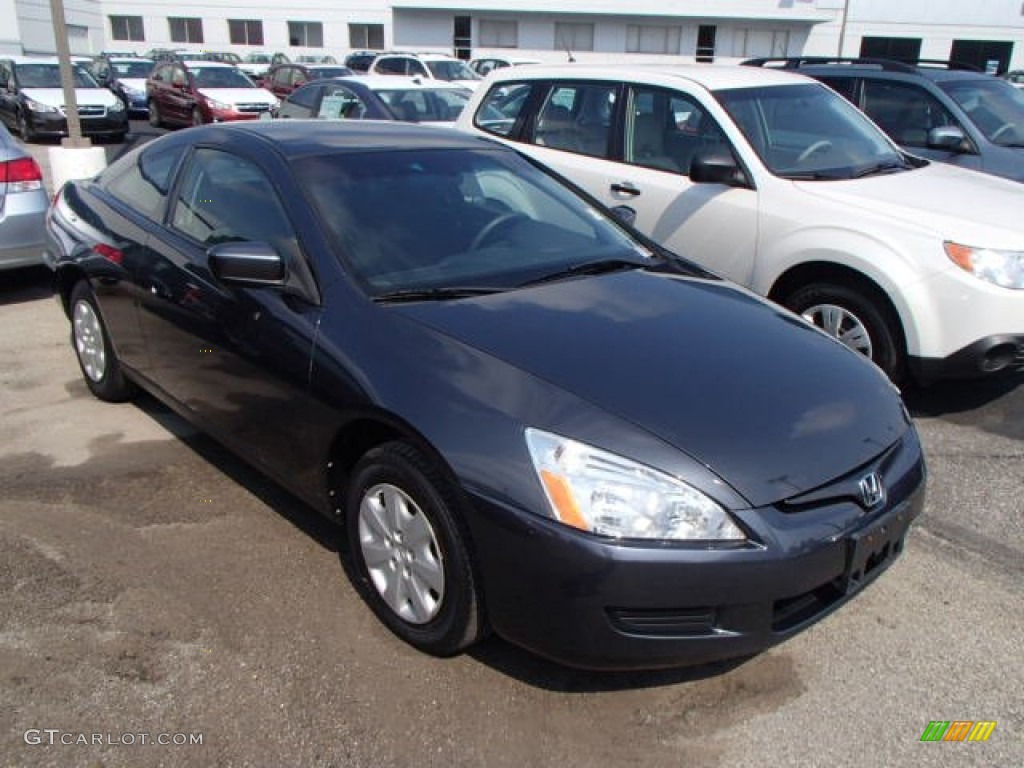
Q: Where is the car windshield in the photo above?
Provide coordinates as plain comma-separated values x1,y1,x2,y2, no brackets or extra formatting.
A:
190,67,256,88
17,63,98,88
939,78,1024,146
308,67,352,80
373,88,471,121
296,147,652,296
716,82,905,180
425,60,481,81
246,54,272,64
112,61,154,78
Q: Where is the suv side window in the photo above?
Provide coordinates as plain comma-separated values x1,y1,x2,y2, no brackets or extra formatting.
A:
862,80,958,147
171,149,301,264
815,75,859,104
532,83,617,159
375,58,405,76
474,82,535,136
626,86,725,175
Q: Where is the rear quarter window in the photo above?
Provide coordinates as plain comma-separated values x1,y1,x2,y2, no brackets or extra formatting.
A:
473,82,535,136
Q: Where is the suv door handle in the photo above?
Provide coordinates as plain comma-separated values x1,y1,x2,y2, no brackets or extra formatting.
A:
611,182,640,196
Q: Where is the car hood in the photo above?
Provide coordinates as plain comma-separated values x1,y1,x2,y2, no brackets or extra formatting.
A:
21,88,120,108
793,162,1024,247
198,88,278,106
396,269,908,508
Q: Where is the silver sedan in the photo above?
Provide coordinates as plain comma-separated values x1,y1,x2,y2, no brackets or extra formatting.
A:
0,122,48,270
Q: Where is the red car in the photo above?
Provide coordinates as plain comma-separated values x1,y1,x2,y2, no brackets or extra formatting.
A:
147,60,278,127
261,63,353,98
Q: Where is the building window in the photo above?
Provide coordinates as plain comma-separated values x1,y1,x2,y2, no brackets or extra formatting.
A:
110,15,144,42
859,36,922,63
480,20,517,49
554,22,594,53
169,17,204,45
349,23,384,50
626,25,681,55
696,25,716,62
228,20,264,46
288,21,324,48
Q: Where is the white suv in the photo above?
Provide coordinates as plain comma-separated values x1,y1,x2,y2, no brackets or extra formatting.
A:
457,64,1024,384
369,53,482,90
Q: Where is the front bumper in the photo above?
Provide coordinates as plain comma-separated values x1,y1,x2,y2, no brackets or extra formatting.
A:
463,431,926,670
27,110,128,138
909,334,1024,382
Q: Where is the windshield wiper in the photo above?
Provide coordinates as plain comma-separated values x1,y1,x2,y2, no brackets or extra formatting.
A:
852,159,911,178
373,286,506,303
778,170,846,180
518,258,648,288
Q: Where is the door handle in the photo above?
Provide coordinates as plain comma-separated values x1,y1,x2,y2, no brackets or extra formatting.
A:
611,182,641,196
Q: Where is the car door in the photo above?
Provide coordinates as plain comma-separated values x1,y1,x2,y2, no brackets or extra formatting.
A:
515,80,758,285
137,146,326,484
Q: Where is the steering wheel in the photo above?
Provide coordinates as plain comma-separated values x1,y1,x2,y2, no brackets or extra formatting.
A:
470,213,528,251
991,122,1017,142
797,140,833,163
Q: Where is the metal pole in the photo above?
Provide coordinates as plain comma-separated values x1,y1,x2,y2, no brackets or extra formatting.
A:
837,0,850,57
48,0,89,148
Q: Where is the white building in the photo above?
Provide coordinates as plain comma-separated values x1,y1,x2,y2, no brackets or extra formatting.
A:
9,0,1024,73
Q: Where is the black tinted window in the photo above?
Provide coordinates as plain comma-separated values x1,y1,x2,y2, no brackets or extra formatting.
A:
106,144,186,220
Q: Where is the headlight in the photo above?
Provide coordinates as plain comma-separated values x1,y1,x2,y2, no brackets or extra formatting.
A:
207,99,231,111
524,428,745,541
121,85,143,98
945,241,1024,289
108,100,125,112
24,98,58,114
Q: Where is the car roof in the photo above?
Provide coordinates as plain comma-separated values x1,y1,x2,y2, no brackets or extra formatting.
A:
179,61,236,69
758,59,994,86
5,56,77,66
105,57,154,63
482,63,809,91
355,75,470,90
185,119,500,159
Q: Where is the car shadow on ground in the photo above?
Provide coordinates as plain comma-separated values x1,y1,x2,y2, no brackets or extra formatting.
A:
0,266,53,305
903,373,1023,418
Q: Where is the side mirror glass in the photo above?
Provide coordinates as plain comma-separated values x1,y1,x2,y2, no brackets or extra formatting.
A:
927,125,970,153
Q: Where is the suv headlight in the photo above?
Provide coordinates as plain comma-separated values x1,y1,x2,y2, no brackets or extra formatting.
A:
207,99,231,111
524,428,745,541
945,241,1024,289
24,98,58,114
108,99,125,112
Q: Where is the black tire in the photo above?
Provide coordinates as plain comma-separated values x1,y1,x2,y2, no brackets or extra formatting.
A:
343,441,484,657
18,110,35,142
148,100,161,128
784,281,906,384
69,282,137,402
191,107,204,127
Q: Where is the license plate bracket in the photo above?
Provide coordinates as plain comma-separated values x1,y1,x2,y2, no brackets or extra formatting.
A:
840,504,911,594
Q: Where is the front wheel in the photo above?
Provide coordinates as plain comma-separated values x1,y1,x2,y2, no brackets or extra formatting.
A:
784,281,905,384
18,111,35,142
344,441,485,657
191,107,204,127
69,282,137,402
148,100,162,128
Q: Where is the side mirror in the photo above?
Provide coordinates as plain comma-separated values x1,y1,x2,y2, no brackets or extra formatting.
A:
689,148,747,186
927,125,971,153
208,242,285,286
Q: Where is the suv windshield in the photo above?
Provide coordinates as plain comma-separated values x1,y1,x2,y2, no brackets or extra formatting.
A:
17,63,98,88
296,148,650,295
190,67,256,89
716,83,905,179
112,61,155,78
426,60,481,81
939,78,1024,147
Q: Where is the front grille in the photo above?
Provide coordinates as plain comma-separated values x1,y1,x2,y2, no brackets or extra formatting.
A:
235,103,271,114
70,105,106,117
608,607,716,637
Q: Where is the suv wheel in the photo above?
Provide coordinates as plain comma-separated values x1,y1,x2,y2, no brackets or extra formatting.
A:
785,281,905,384
191,107,204,127
18,110,35,142
148,100,161,128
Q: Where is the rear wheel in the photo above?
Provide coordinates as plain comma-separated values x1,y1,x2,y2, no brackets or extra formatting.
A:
69,282,137,402
344,441,485,657
191,107,204,127
148,100,162,128
785,281,905,384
